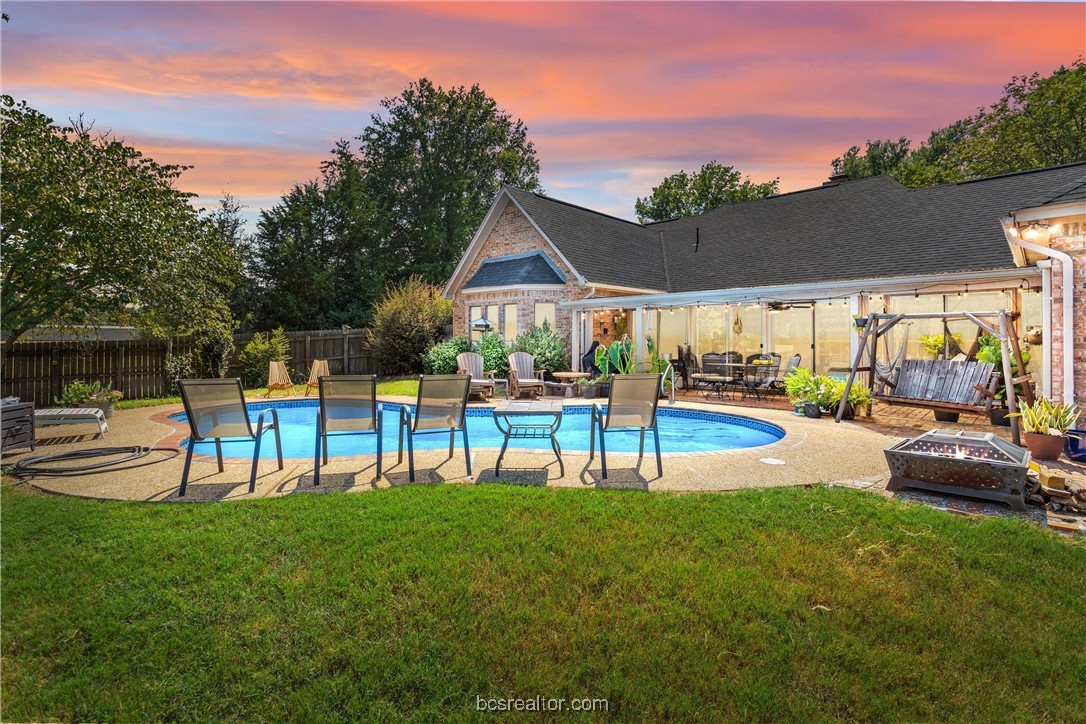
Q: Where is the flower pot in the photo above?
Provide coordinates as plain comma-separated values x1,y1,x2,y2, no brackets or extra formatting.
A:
1022,432,1066,461
933,410,960,423
837,402,854,420
91,401,115,419
598,383,611,399
989,407,1011,427
1065,430,1086,463
803,403,823,419
580,385,598,399
794,405,804,416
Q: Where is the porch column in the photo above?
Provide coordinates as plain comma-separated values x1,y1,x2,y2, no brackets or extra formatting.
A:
849,293,864,365
634,306,646,363
571,308,583,373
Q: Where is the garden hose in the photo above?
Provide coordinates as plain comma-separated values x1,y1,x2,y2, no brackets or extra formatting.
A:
7,446,181,482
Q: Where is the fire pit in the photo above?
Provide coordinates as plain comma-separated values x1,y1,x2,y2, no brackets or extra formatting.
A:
885,429,1030,511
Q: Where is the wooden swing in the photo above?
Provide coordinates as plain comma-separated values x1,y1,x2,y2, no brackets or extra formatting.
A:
835,310,1034,445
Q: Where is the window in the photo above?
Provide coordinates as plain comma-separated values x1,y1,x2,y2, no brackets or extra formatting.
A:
469,304,499,342
657,308,687,360
503,303,518,341
534,302,556,331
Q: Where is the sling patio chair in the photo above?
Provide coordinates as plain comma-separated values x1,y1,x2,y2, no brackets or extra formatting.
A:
177,378,283,497
313,375,382,485
456,351,496,399
589,373,664,480
304,359,330,397
508,352,545,398
264,360,294,397
397,374,472,483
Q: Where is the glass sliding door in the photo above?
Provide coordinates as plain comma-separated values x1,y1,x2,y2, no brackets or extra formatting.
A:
813,302,851,372
769,305,812,366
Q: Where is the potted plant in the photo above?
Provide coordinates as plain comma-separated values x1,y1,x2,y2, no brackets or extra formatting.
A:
595,374,613,398
834,379,873,420
56,379,124,418
577,376,598,399
1066,412,1086,463
976,334,1031,426
784,367,825,418
1010,398,1081,461
920,333,963,359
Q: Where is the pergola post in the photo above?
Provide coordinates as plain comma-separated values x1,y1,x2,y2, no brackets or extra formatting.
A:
998,311,1022,446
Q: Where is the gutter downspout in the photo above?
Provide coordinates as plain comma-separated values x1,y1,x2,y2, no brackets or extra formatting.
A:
1037,260,1052,400
1001,217,1075,405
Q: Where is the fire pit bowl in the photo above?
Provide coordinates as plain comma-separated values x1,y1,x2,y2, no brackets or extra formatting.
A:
885,429,1030,511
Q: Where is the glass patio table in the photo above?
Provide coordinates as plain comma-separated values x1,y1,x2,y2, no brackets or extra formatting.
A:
492,399,564,478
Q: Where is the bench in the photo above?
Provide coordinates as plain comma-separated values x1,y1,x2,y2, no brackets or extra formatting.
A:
35,407,109,438
877,359,996,414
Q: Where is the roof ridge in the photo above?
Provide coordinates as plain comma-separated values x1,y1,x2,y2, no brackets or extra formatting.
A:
504,184,650,230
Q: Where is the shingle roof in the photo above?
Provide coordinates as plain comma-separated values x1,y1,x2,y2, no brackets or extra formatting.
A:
504,186,668,290
463,251,566,289
498,162,1086,294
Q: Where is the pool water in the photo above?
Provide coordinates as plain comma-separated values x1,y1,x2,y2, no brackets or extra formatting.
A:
171,402,784,460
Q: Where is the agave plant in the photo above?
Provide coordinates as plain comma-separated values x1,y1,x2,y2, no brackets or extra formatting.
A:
1011,398,1081,437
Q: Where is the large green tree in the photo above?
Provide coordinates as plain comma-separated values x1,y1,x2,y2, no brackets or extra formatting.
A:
0,96,238,355
831,59,1086,187
250,141,382,330
634,161,779,223
358,79,541,283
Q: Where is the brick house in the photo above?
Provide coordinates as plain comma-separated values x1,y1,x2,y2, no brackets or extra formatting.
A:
444,164,1085,406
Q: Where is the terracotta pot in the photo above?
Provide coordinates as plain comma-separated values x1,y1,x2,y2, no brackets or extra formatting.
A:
1022,432,1065,461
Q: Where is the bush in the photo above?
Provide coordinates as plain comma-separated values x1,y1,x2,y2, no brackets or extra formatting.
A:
238,327,290,388
476,332,510,378
424,336,473,374
56,379,122,406
370,276,452,375
511,321,569,379
164,350,200,393
195,323,236,378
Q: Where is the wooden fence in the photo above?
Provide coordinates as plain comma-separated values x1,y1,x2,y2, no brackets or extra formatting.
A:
1,328,375,405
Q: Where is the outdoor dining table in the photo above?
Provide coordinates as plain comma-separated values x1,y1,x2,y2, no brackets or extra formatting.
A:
492,399,564,478
549,371,591,398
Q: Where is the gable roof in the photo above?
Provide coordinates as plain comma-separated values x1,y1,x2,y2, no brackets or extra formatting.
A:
450,162,1086,298
463,251,566,289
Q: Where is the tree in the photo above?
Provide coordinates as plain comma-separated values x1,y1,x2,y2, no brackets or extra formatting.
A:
634,161,779,223
250,140,383,330
358,79,541,284
207,193,259,331
830,59,1086,187
0,96,238,357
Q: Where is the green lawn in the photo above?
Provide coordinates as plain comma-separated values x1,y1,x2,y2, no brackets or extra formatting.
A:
116,376,420,410
2,485,1083,721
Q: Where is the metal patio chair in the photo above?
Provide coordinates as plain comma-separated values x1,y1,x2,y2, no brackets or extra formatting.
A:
397,374,472,483
590,373,664,479
314,375,382,485
177,378,282,497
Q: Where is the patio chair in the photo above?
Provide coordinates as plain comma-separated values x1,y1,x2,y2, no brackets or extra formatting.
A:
304,359,330,397
314,375,382,485
770,353,801,394
456,352,496,398
508,352,545,398
690,352,731,399
177,378,283,497
742,355,779,401
264,360,294,397
590,373,664,479
397,374,472,483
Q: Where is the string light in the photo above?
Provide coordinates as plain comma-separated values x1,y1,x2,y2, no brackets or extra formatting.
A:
914,289,919,299
963,284,969,298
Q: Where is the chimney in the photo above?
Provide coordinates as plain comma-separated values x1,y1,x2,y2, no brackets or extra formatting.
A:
823,173,850,187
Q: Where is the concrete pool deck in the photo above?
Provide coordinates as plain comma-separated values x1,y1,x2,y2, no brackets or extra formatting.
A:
5,396,897,502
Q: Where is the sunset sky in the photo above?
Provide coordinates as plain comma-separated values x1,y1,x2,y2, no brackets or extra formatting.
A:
4,2,1084,224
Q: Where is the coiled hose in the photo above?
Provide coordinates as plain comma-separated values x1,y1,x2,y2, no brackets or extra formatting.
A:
8,446,181,482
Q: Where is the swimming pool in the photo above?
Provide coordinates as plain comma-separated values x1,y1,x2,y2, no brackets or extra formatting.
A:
170,401,784,459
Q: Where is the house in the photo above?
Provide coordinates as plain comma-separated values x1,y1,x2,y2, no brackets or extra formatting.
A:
443,163,1086,405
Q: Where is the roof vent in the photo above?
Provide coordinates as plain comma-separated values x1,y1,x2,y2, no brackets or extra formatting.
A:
823,173,850,187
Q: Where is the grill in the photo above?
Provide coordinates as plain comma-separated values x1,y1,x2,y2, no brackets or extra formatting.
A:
884,429,1030,511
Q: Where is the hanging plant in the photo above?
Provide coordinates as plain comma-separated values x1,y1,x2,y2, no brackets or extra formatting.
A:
733,311,743,335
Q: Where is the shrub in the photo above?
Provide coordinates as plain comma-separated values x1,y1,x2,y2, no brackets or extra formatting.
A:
424,336,473,374
195,323,236,378
164,350,200,393
475,332,510,378
370,276,453,375
511,321,569,379
238,327,291,388
56,379,122,406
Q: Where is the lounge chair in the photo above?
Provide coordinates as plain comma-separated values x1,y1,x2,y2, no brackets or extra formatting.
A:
313,375,382,485
508,352,545,398
34,407,109,438
456,352,496,398
397,374,472,483
590,373,664,479
177,378,283,497
264,360,294,397
304,359,330,397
